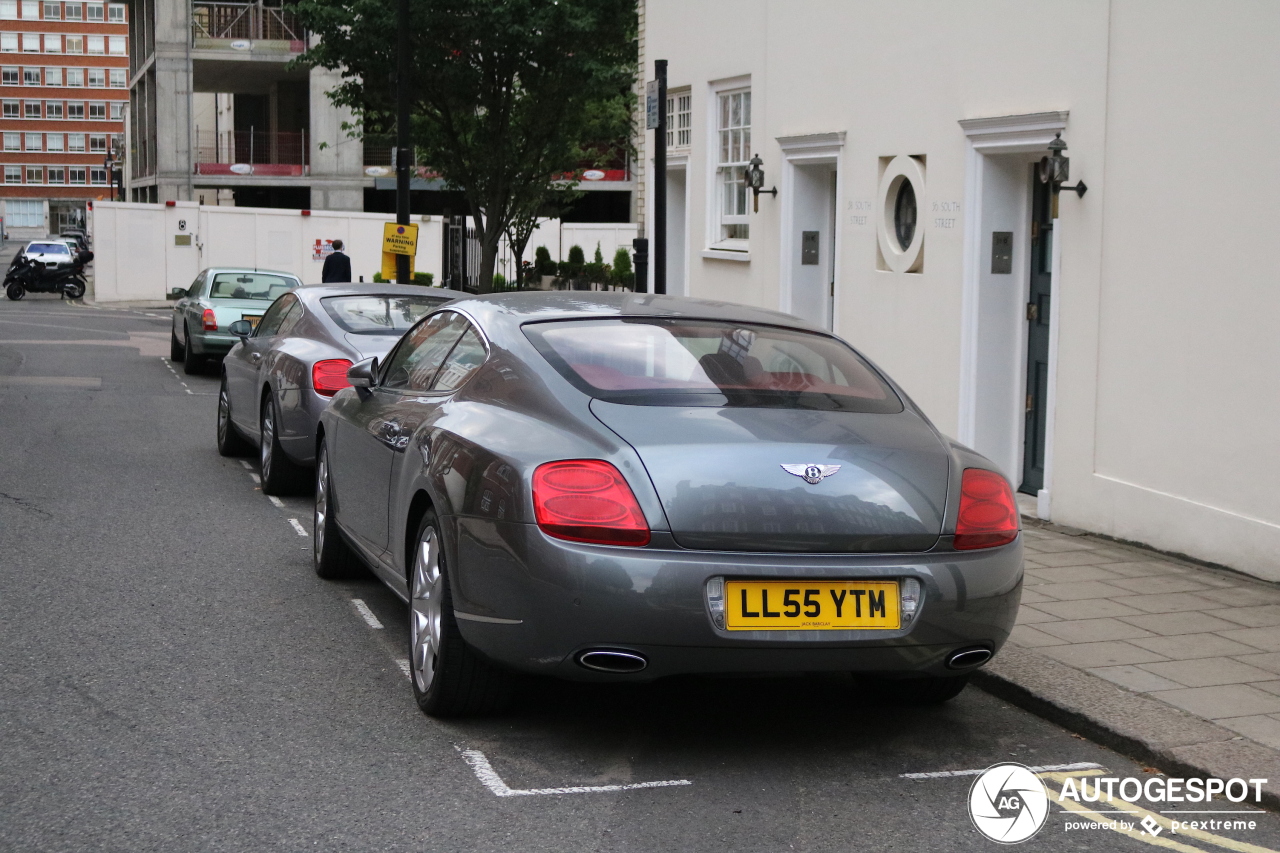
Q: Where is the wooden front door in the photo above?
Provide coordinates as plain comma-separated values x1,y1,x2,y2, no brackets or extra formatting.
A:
1022,178,1053,494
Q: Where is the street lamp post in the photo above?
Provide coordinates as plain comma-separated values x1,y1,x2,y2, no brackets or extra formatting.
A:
394,0,411,283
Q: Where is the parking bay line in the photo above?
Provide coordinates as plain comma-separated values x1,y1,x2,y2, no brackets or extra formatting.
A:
268,495,284,508
287,518,307,537
458,748,691,798
351,599,383,629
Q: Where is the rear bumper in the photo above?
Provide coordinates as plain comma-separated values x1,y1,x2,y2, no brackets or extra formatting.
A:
190,331,236,357
448,517,1023,682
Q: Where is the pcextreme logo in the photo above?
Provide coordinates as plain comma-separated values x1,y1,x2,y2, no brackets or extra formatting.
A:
969,763,1050,844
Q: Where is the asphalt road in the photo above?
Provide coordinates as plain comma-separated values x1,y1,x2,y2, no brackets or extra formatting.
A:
2,296,1277,852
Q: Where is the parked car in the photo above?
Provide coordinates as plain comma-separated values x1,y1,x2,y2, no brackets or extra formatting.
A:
217,283,471,495
20,240,76,269
314,292,1023,717
170,268,302,375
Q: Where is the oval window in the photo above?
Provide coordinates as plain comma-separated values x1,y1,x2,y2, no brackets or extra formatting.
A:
894,179,917,250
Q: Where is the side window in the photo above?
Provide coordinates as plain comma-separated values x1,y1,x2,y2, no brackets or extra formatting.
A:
275,300,305,338
186,272,204,297
432,328,486,392
381,312,469,392
254,294,297,337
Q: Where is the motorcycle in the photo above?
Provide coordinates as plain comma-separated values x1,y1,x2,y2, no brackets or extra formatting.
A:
4,249,92,300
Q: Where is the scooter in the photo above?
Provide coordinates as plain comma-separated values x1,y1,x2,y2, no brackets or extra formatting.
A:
4,250,92,300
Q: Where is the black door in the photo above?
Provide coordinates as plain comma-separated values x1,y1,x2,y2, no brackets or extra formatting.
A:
1022,178,1053,493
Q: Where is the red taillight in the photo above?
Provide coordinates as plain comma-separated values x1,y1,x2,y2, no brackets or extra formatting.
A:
954,468,1019,550
532,460,650,547
312,359,353,397
202,308,218,331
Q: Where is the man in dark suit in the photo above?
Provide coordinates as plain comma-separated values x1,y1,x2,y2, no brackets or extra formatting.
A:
321,239,352,283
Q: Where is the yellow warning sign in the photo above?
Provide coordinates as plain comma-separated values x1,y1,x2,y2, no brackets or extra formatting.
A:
382,222,419,256
381,252,414,281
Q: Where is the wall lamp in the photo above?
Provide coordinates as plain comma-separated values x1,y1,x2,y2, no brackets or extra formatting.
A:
1038,133,1086,216
746,154,777,212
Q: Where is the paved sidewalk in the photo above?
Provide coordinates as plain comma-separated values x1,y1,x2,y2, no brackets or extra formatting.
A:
1011,523,1280,747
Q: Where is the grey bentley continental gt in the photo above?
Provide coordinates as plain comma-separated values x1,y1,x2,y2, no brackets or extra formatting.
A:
217,283,470,494
315,292,1023,717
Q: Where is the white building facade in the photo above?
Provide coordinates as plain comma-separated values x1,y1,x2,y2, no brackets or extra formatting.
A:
639,0,1280,581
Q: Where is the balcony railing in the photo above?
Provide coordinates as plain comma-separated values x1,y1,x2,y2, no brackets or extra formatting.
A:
194,129,309,177
192,1,305,43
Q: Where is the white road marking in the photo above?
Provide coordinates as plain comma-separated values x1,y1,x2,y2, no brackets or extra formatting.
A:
900,761,1105,779
185,388,193,395
396,659,411,679
249,473,261,484
287,517,307,537
459,749,691,798
268,495,285,508
239,460,253,470
351,599,384,629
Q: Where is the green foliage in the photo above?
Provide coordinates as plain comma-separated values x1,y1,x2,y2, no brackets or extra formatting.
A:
413,272,434,287
611,246,634,289
534,246,556,277
291,0,637,293
567,245,585,266
583,262,607,283
492,273,507,291
372,272,384,283
593,242,604,264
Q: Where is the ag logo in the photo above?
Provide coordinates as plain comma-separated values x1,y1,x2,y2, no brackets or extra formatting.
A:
968,763,1049,844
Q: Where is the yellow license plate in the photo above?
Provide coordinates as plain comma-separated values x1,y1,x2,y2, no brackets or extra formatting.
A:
725,580,900,631
242,314,263,330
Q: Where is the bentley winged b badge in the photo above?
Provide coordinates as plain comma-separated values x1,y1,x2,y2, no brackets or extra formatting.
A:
781,464,841,485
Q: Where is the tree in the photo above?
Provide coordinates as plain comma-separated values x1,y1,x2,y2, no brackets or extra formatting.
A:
292,0,637,293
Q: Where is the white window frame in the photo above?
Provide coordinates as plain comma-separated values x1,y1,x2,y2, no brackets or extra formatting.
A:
86,67,103,86
45,99,61,117
44,32,60,52
65,66,82,85
0,65,15,83
0,0,16,18
86,35,104,55
25,164,43,183
107,35,123,55
67,131,84,151
2,98,19,117
703,76,752,259
42,0,58,17
108,99,122,119
4,164,22,183
666,88,691,150
21,32,40,52
63,1,80,18
44,65,60,85
45,131,62,150
0,33,18,52
2,131,18,150
108,67,123,87
23,99,40,117
85,1,101,19
46,165,64,183
24,131,40,150
88,132,105,150
88,100,104,119
106,2,121,21
66,101,83,119
64,35,82,53
90,166,106,183
68,165,85,184
19,0,37,18
21,66,39,84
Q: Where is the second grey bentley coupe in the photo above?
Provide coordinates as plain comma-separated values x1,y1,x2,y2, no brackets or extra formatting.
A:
315,292,1023,717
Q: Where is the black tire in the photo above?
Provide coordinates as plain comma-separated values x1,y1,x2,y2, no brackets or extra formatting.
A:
409,510,514,717
860,674,970,705
182,326,204,375
259,391,306,496
64,278,86,299
170,327,185,361
5,283,24,301
313,437,357,579
216,374,253,457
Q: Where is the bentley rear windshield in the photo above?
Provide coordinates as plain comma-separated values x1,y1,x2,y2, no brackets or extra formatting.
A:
524,318,903,413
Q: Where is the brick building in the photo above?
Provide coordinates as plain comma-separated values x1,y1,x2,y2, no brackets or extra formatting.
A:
0,0,128,241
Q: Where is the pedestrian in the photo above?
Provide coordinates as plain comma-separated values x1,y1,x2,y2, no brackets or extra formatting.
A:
321,239,352,283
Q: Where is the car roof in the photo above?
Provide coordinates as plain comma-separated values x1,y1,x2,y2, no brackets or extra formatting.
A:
454,291,820,333
291,283,474,302
203,267,300,279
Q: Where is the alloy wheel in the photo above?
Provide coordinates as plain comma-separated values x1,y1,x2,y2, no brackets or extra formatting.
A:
260,405,274,480
409,526,444,694
217,386,232,445
314,446,328,562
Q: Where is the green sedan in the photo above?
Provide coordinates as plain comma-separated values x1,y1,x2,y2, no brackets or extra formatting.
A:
170,268,302,374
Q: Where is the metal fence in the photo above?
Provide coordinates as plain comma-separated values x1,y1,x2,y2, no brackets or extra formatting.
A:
194,129,308,165
192,1,304,41
443,215,482,292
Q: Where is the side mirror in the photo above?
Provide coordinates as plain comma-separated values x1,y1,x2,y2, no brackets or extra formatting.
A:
347,357,379,389
168,287,186,300
228,319,253,339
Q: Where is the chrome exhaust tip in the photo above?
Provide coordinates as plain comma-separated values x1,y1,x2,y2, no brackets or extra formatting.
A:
947,647,993,670
576,649,648,674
